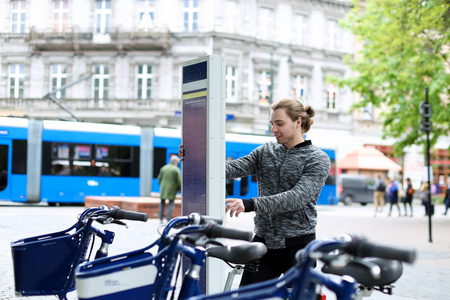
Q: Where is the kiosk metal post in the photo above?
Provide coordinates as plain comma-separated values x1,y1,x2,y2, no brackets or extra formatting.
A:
181,55,226,293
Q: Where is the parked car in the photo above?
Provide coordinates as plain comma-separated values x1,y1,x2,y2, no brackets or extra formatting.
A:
338,174,376,205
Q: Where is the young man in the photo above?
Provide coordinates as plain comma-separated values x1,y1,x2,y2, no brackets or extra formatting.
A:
223,97,331,285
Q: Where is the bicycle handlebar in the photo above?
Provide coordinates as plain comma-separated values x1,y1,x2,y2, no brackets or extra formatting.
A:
186,213,223,226
203,222,253,241
200,215,223,225
109,206,148,222
350,238,416,264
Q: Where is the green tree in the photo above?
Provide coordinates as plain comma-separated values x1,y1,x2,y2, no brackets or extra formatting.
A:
331,0,449,154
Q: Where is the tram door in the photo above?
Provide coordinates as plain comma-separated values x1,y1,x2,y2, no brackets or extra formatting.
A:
0,140,11,200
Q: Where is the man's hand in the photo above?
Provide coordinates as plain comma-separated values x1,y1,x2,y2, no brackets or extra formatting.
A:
225,198,245,217
178,145,184,161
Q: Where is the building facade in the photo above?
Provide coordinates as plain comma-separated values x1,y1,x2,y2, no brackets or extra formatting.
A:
0,0,356,131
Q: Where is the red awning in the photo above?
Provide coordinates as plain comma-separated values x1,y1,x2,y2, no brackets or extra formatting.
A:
337,146,402,171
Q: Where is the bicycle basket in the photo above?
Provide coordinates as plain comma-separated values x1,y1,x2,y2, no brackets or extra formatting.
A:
76,243,179,300
11,224,89,297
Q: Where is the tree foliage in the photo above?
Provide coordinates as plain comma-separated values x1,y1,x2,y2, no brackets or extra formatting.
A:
332,0,450,154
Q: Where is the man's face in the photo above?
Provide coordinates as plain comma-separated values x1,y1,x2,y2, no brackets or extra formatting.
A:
270,108,302,149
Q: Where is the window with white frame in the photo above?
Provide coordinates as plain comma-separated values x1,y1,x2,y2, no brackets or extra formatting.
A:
326,20,342,50
325,83,338,109
11,1,26,33
92,65,109,99
50,64,67,99
258,7,273,40
293,75,307,102
136,65,152,100
53,0,68,32
363,102,373,120
138,0,155,31
183,0,198,32
226,66,237,102
95,0,111,34
293,14,307,45
258,71,272,104
8,64,25,98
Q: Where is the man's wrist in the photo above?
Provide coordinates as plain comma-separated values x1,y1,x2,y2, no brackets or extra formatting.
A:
242,198,255,212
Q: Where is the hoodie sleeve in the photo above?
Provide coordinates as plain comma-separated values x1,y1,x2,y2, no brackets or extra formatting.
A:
225,145,262,179
253,149,331,214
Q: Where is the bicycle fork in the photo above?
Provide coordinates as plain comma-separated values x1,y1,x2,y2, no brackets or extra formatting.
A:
178,247,207,299
94,230,115,259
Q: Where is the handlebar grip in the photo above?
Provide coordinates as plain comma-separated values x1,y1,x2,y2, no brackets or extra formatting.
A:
111,207,148,222
200,215,223,225
353,240,416,264
208,223,253,241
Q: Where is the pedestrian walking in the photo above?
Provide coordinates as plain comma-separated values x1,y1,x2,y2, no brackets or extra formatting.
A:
388,179,401,217
373,175,386,214
443,177,450,215
403,178,414,217
157,155,182,223
420,181,433,216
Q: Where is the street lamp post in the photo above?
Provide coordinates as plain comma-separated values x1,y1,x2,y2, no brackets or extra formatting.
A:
420,87,433,243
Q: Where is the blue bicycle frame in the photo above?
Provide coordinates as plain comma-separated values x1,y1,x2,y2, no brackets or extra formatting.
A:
11,206,146,300
186,234,415,300
185,239,357,300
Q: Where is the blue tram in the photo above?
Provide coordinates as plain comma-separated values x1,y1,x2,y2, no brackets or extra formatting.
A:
0,117,336,205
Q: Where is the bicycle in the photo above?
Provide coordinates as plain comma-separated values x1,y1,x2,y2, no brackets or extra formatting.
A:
189,234,416,300
75,213,416,300
75,212,262,299
10,205,148,300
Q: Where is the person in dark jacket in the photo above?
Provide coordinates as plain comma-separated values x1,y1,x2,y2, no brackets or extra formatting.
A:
157,155,181,223
444,177,450,216
223,97,331,285
403,178,414,217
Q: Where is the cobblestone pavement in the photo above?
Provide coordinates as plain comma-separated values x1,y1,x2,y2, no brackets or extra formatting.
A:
1,202,449,300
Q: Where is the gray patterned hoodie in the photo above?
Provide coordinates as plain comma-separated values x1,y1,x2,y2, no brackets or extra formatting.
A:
226,140,331,249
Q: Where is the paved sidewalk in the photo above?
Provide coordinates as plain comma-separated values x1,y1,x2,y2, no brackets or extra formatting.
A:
1,202,449,299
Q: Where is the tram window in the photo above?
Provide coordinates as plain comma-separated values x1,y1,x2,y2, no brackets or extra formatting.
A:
48,142,92,175
153,147,166,178
0,145,8,191
12,139,27,174
240,176,248,196
43,142,138,177
226,179,234,196
94,145,137,177
225,156,235,196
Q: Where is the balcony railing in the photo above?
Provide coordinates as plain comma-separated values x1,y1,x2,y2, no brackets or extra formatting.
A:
0,98,180,112
28,27,171,52
0,98,351,128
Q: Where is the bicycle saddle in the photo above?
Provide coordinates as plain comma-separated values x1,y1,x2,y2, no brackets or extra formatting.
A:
207,242,267,265
322,257,403,287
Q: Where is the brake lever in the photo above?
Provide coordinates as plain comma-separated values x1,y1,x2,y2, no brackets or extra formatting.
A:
93,216,109,224
93,216,128,227
111,220,128,227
